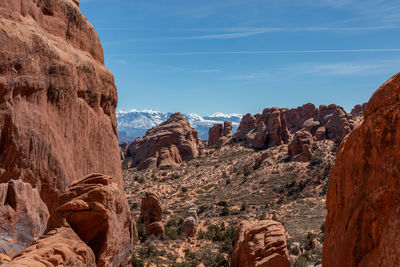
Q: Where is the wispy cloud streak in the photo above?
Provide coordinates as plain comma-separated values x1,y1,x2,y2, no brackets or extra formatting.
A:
109,48,400,57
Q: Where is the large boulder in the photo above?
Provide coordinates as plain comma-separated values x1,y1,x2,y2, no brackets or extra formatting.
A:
128,113,204,170
231,220,290,267
51,174,134,266
2,225,96,267
140,192,164,237
181,203,198,238
0,180,49,258
288,130,313,162
207,120,233,147
323,73,400,266
0,0,132,263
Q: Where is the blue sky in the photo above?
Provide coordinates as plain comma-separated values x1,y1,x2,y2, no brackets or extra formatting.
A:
80,0,400,115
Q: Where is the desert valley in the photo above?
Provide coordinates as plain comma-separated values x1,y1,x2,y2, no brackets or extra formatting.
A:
0,0,399,267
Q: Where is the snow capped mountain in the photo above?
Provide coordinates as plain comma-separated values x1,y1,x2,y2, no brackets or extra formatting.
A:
117,109,243,143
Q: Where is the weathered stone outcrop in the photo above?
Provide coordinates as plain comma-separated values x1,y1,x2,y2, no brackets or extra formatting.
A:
231,220,290,267
128,113,204,170
288,130,313,162
181,203,198,238
140,192,164,237
3,225,96,267
0,180,49,258
234,103,355,149
207,121,233,147
350,103,367,116
0,0,133,263
323,73,400,267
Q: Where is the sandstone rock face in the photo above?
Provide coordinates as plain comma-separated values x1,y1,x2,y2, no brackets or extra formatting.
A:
231,220,290,267
3,225,96,267
0,180,49,258
323,73,400,267
0,0,132,263
207,120,233,147
234,103,354,149
141,192,164,237
350,103,367,116
120,142,129,161
128,113,204,170
288,130,313,162
51,174,134,266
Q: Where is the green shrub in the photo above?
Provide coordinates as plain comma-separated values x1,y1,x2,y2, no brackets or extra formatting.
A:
204,254,229,267
181,186,188,193
243,165,253,177
294,255,308,267
136,219,147,242
131,253,144,267
240,202,247,211
134,176,145,183
304,232,318,251
310,156,323,166
132,202,138,209
169,173,180,180
220,207,229,216
165,227,179,240
217,201,228,207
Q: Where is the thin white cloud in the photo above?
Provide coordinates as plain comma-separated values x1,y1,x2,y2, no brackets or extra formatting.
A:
102,25,394,46
109,48,400,57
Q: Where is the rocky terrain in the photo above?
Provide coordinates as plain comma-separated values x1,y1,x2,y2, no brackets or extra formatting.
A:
0,0,398,266
123,138,336,266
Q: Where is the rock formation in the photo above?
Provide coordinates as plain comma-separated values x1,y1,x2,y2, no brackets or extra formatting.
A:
128,113,204,170
323,73,400,266
350,103,367,116
181,203,198,237
120,142,129,161
5,174,133,266
288,130,314,162
207,120,233,147
0,180,49,257
0,0,133,264
140,192,164,237
234,103,355,149
230,220,290,267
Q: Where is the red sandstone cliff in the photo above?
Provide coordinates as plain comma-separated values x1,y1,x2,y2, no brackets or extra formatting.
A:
0,0,132,265
323,73,400,266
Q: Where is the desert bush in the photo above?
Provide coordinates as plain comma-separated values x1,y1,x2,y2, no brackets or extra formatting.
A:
169,173,180,180
243,165,253,177
294,255,308,267
131,253,144,267
217,200,228,207
304,232,318,251
310,156,323,166
220,207,229,216
164,227,179,240
240,202,247,211
203,254,229,267
181,186,188,193
136,218,147,242
134,176,145,183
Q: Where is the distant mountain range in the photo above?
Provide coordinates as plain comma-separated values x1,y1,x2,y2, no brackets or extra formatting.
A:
117,109,243,143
